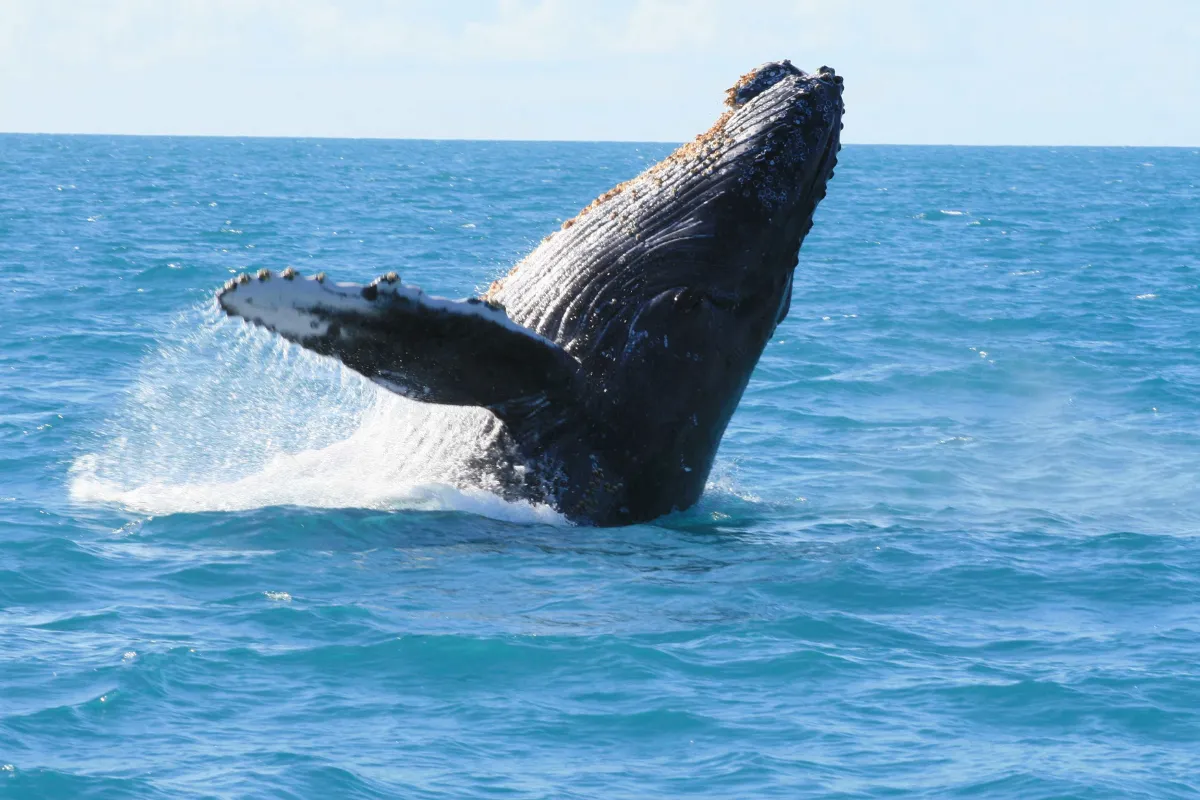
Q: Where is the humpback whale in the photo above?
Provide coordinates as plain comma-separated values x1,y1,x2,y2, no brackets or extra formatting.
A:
216,60,844,526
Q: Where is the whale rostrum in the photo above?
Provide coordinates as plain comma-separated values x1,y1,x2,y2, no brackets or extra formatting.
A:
217,60,844,525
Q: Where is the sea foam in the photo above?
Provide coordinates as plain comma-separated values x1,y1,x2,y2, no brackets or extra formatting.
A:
69,304,565,525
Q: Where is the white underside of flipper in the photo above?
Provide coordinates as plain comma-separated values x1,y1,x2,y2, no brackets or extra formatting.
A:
217,271,555,347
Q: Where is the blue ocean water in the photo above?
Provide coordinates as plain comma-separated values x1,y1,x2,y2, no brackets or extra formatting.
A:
1,134,1198,798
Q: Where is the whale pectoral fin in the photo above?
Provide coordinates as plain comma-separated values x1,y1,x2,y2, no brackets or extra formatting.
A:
216,272,580,412
363,301,581,412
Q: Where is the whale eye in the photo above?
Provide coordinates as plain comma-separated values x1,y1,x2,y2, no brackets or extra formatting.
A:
674,288,706,313
674,287,740,314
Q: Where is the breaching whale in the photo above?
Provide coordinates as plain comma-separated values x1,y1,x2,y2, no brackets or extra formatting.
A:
216,60,843,526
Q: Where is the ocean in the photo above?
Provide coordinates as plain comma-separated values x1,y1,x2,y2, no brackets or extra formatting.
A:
1,135,1198,798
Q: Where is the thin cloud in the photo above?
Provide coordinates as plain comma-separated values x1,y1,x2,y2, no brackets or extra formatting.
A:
0,0,1196,144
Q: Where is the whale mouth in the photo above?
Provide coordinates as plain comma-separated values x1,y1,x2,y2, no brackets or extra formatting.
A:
791,93,842,223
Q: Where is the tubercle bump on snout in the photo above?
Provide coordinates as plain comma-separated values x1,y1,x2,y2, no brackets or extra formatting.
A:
816,65,844,87
725,61,844,112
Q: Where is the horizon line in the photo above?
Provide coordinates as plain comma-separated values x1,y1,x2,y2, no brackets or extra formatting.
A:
1,130,1197,149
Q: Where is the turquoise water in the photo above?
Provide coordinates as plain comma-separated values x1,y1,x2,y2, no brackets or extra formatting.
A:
2,135,1199,798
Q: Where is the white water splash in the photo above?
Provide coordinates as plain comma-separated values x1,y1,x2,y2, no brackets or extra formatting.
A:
69,304,565,525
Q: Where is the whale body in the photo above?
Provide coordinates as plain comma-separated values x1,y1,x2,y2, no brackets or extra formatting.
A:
217,60,844,525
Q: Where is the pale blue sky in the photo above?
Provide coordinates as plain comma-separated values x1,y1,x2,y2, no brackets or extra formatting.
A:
1,1,1197,145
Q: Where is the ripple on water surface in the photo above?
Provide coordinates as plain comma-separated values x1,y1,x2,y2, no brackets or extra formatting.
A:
1,138,1199,798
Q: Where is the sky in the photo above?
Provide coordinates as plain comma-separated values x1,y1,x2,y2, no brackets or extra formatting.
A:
0,0,1197,145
